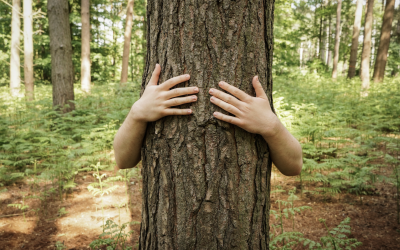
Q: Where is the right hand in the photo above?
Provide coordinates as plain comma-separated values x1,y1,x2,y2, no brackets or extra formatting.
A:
130,64,199,122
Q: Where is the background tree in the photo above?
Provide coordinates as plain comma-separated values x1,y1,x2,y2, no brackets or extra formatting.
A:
332,0,342,78
48,0,75,112
139,0,274,248
360,0,374,91
120,0,135,84
347,0,363,78
23,0,34,100
373,0,395,82
81,0,91,93
10,0,21,97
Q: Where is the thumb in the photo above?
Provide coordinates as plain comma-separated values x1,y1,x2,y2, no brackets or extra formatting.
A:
148,64,161,86
252,76,267,98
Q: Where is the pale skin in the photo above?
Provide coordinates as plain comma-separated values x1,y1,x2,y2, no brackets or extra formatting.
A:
114,64,302,176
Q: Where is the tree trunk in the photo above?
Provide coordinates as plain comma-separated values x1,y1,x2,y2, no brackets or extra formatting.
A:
318,10,323,58
347,0,363,78
121,0,135,84
360,0,374,90
10,0,21,97
332,0,342,79
139,1,273,249
372,0,395,82
23,0,34,100
327,14,332,67
48,0,75,113
81,0,91,93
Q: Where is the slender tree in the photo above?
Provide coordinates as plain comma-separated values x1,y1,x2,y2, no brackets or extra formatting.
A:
120,0,135,84
332,0,342,79
360,0,374,91
139,0,274,248
48,0,75,113
23,0,34,100
81,0,91,93
373,0,395,82
347,0,363,78
10,0,21,97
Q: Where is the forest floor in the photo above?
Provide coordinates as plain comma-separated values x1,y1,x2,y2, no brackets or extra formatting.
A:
1,165,399,249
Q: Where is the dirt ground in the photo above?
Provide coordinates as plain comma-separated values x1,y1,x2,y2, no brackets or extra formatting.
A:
1,167,399,249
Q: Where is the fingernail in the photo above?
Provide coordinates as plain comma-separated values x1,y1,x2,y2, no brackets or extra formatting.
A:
186,74,190,79
192,96,197,101
209,89,214,94
255,76,259,81
219,81,224,86
213,112,218,116
188,110,192,114
194,87,199,92
210,97,214,101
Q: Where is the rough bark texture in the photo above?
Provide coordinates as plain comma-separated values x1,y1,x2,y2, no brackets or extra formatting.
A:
48,0,75,113
139,0,274,249
360,0,374,90
23,0,34,100
10,0,21,97
347,0,363,78
121,0,135,83
372,0,395,82
332,0,342,79
81,0,91,93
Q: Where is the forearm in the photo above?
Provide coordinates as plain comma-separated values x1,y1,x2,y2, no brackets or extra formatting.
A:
262,119,303,176
113,110,147,169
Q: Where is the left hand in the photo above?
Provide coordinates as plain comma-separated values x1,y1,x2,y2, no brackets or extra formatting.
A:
209,76,281,138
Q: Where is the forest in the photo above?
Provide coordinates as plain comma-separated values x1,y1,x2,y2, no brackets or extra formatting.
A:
0,0,399,249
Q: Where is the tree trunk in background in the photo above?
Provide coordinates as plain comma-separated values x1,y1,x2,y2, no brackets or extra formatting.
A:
10,0,21,97
23,0,34,100
48,0,75,113
327,15,332,67
348,0,363,78
360,0,374,90
120,0,135,83
81,0,91,93
139,1,273,248
318,11,323,58
332,0,342,79
373,0,395,82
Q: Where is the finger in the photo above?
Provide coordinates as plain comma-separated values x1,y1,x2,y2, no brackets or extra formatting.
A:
209,88,242,108
210,96,241,116
164,95,197,107
252,76,267,98
165,87,199,99
148,64,161,86
163,108,193,116
213,112,241,126
160,74,191,90
219,81,250,101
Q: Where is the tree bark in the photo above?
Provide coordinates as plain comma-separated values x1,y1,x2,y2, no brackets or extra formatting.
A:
23,0,34,100
372,0,395,82
10,0,21,97
48,0,75,113
121,0,135,84
139,1,274,249
347,0,363,78
360,0,374,90
81,0,91,93
332,0,342,79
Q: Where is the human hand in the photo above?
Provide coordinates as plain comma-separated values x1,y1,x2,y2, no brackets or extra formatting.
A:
209,76,282,138
130,64,199,122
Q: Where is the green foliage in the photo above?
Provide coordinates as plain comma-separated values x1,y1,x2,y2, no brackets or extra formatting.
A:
89,219,137,250
270,190,362,249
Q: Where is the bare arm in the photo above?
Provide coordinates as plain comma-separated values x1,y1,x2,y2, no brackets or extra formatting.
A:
209,76,302,176
113,64,199,169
